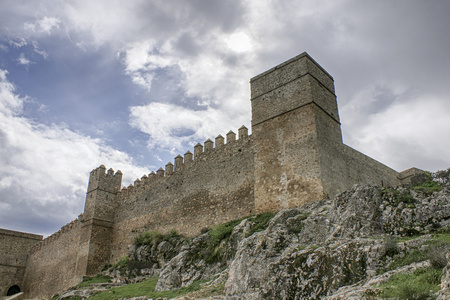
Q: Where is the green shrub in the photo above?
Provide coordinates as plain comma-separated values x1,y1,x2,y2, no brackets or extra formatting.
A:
382,188,416,207
429,247,448,269
134,231,163,247
111,256,130,273
383,237,399,257
209,219,244,248
76,274,112,288
246,212,275,236
208,212,275,248
378,247,427,275
164,229,182,241
412,172,442,195
380,268,441,299
116,256,129,267
134,229,183,248
396,191,415,206
203,218,244,263
204,212,275,264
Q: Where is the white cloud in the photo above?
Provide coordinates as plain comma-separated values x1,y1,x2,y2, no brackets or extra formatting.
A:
226,32,253,53
32,40,48,59
342,92,450,172
24,17,61,34
38,16,61,33
8,38,28,48
0,70,23,115
129,102,244,154
17,53,32,66
0,70,148,235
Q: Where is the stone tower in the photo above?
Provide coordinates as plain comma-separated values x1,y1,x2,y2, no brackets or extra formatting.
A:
76,165,122,275
251,52,343,212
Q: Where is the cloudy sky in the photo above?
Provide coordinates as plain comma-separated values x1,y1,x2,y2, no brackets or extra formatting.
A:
0,0,449,236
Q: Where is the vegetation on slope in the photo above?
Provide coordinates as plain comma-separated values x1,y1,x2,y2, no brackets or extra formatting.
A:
87,277,223,300
379,268,442,299
57,172,450,299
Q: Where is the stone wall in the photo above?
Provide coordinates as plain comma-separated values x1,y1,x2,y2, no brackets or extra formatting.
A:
315,107,401,198
110,132,255,262
79,166,122,275
7,52,417,299
21,218,83,299
0,229,42,297
251,53,343,212
252,104,324,212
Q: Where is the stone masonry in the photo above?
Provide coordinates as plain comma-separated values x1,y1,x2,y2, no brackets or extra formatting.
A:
1,52,421,299
0,229,42,297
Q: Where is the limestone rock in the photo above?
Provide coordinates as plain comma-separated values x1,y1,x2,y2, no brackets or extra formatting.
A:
103,184,450,299
438,253,450,300
155,233,223,292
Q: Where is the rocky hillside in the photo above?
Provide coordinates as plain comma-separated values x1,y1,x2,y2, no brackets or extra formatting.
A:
59,180,450,299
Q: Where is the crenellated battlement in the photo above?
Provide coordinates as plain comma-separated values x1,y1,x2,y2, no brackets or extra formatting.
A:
117,126,252,198
87,165,123,194
30,216,82,253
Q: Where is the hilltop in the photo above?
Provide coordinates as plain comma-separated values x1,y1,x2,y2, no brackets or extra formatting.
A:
56,176,450,299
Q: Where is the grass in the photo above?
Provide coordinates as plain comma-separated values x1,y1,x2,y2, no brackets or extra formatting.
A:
246,212,275,236
382,188,416,207
111,256,130,273
383,237,399,257
88,277,212,300
207,212,275,246
379,268,442,299
134,229,182,248
411,172,442,195
377,233,450,275
209,218,245,248
432,232,450,244
76,275,111,288
201,212,276,263
379,248,428,275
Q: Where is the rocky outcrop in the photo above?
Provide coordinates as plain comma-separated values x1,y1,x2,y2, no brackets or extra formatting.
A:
154,233,223,291
101,183,450,299
438,254,450,300
225,184,450,299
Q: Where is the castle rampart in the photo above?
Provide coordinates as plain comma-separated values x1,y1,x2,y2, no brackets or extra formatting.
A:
22,219,82,299
0,229,42,297
110,130,254,262
1,52,420,299
251,53,399,213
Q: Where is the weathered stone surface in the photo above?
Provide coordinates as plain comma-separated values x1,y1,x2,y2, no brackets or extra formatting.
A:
45,183,450,299
100,184,448,299
438,254,450,300
0,229,42,297
224,184,450,299
155,233,223,292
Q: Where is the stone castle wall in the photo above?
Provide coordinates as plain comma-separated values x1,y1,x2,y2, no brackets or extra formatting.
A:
250,53,400,213
2,52,419,299
0,229,42,297
110,130,255,262
22,218,83,299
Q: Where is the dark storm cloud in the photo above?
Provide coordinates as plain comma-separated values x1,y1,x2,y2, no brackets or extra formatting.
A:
172,32,200,56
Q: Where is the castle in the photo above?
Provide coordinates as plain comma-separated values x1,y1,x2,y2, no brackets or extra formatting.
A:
0,53,421,299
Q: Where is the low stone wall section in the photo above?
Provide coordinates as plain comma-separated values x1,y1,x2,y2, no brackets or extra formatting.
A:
0,229,42,297
22,218,83,299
